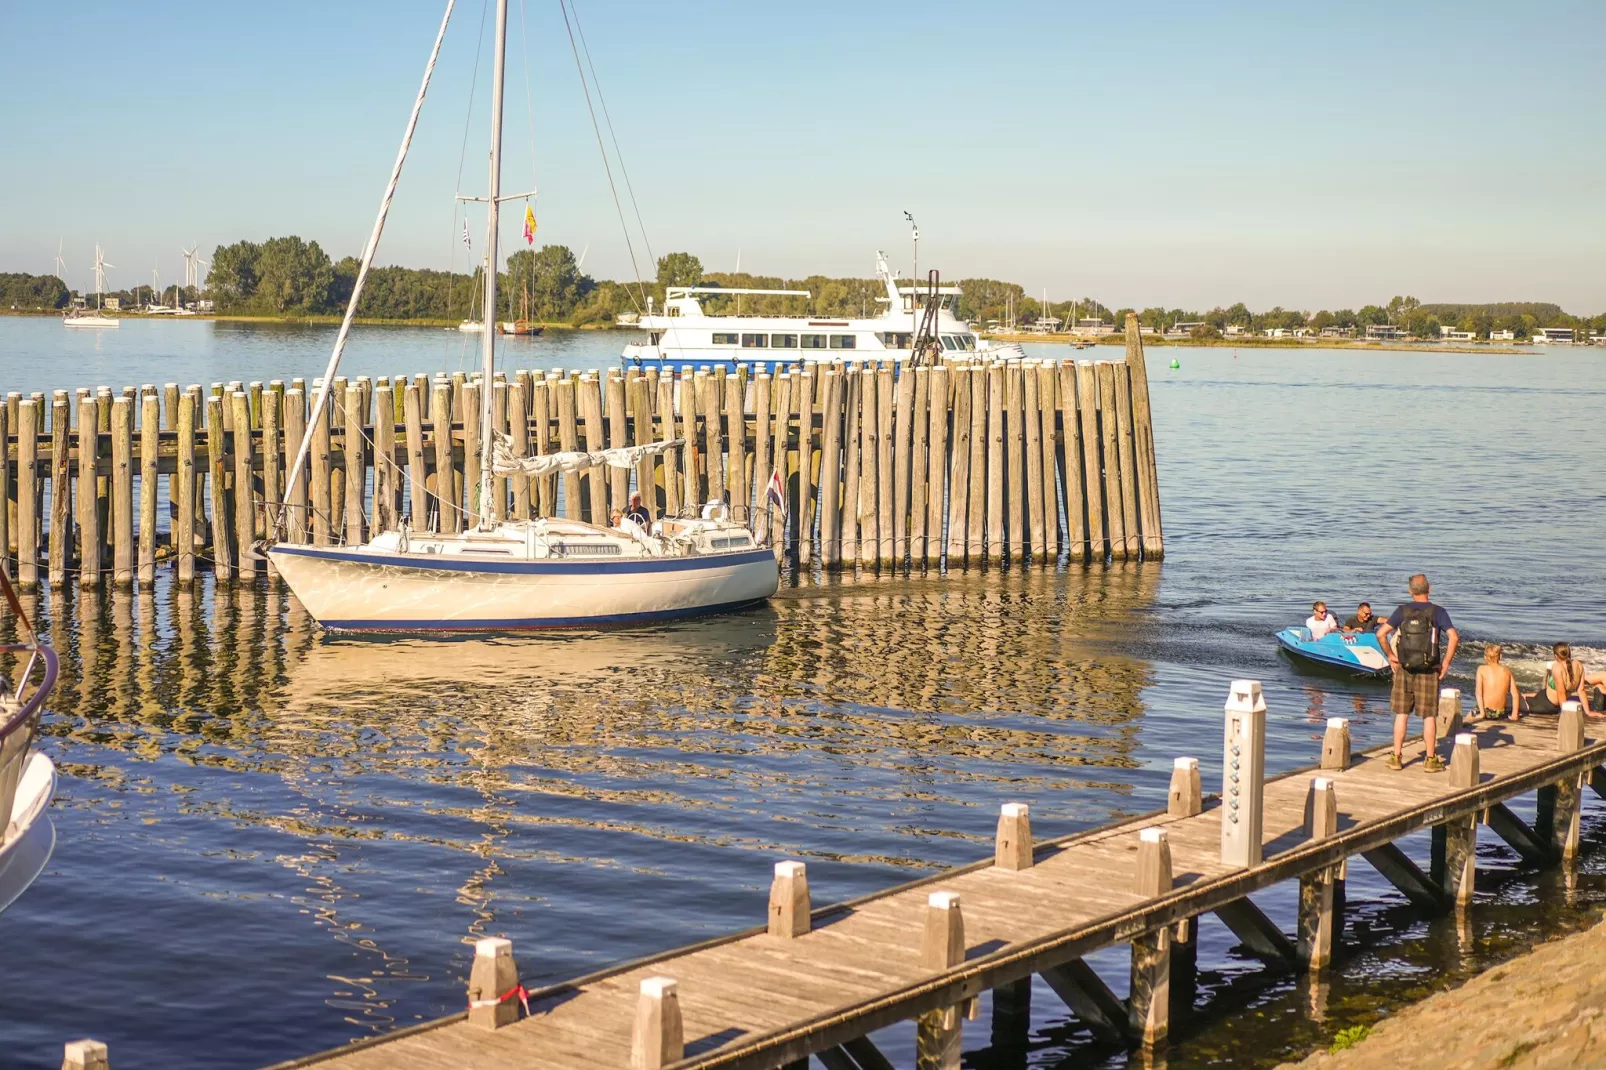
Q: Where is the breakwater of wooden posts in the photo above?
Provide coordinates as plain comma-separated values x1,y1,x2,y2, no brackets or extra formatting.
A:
0,320,1163,588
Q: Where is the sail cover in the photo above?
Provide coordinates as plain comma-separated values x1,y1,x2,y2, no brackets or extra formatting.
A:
490,433,684,477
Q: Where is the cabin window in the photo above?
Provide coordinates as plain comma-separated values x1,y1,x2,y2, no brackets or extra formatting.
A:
801,333,828,349
650,332,662,345
961,334,977,350
711,332,739,345
875,332,912,348
941,335,958,351
770,333,798,348
829,334,857,349
741,333,768,348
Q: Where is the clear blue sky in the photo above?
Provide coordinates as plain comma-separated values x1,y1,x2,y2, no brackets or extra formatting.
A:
4,0,1602,313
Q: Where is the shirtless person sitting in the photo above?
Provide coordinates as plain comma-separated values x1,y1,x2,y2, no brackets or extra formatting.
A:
1474,644,1520,722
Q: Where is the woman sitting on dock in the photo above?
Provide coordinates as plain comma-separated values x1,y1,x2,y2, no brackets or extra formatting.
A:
1525,642,1591,715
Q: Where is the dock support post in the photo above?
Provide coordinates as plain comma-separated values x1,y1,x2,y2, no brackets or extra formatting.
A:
61,1039,109,1070
1437,733,1480,907
1539,702,1586,863
995,802,1032,870
110,398,133,585
1168,757,1201,817
768,861,810,938
1298,777,1339,971
1221,680,1266,867
77,394,100,587
137,392,158,585
1129,827,1172,1048
1169,917,1197,1024
1321,717,1351,770
1438,687,1463,739
232,392,256,578
916,891,965,1070
466,936,521,1030
632,977,684,1070
16,400,37,588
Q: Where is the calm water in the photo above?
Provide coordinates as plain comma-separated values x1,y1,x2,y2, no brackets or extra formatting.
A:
2,318,1605,1069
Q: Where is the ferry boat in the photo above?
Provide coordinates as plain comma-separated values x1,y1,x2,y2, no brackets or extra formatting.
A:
621,252,1024,372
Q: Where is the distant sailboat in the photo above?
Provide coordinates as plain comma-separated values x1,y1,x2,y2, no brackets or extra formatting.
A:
63,244,120,328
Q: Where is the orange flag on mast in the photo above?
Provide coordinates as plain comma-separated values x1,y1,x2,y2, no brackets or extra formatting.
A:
523,203,537,245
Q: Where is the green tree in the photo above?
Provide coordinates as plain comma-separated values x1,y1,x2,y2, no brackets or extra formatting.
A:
1309,310,1336,331
206,240,262,309
656,252,702,290
0,273,70,310
1356,305,1389,326
506,245,590,321
252,236,334,314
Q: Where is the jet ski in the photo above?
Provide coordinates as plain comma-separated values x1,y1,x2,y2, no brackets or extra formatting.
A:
1275,626,1392,678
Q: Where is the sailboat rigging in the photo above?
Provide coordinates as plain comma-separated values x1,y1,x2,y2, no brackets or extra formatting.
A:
265,0,777,632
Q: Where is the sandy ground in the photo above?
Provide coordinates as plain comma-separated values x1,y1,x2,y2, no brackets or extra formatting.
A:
1283,918,1606,1069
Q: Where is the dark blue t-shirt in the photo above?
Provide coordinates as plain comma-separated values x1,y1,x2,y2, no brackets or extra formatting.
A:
1387,602,1453,633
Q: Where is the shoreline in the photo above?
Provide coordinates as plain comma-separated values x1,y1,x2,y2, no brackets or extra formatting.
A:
1282,914,1606,1068
984,331,1536,355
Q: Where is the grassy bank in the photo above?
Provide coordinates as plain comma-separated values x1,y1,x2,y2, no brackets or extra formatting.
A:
987,331,1532,356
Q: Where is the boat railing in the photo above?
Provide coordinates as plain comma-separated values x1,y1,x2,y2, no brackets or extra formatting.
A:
0,643,59,845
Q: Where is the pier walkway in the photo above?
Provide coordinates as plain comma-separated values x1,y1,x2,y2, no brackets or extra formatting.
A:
246,691,1604,1070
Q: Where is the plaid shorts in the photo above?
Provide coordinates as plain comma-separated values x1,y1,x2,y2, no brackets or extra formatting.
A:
1391,668,1440,717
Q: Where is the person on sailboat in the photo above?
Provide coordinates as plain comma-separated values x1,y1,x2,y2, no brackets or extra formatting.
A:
625,493,650,527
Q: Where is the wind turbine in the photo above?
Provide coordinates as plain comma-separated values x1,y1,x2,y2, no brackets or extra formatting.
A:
180,245,206,310
93,244,114,310
54,238,67,283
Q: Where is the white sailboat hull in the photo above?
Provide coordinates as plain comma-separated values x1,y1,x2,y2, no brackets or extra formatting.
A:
0,752,56,914
63,315,119,328
268,543,780,631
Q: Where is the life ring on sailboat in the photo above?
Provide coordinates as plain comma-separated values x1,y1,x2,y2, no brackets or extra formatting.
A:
701,499,728,521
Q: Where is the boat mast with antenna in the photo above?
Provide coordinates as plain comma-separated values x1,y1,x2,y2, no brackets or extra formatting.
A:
477,0,508,528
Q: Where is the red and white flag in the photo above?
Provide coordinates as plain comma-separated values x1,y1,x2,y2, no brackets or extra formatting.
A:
766,470,786,519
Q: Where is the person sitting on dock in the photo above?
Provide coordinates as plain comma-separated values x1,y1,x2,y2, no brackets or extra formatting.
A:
1342,602,1379,634
1526,642,1589,715
1376,573,1458,772
625,492,650,528
1306,601,1341,640
1475,644,1520,721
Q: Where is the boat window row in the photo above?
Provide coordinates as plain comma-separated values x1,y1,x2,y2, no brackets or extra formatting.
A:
711,332,857,350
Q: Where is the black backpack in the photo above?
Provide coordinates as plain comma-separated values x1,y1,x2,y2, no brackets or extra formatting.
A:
1396,603,1440,672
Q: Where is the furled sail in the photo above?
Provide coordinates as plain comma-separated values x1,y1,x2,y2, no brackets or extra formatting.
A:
490,433,684,477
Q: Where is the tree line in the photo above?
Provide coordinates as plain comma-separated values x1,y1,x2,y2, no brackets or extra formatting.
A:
5,237,1603,341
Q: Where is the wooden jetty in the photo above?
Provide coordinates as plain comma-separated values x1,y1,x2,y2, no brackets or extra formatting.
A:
2,319,1165,588
62,689,1606,1069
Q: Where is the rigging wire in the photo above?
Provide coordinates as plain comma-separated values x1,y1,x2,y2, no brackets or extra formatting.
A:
569,0,655,269
447,0,492,369
557,0,650,313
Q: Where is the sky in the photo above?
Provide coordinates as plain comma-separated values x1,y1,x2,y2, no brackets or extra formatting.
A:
3,0,1603,313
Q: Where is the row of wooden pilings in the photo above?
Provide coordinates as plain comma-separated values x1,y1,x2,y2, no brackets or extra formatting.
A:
0,321,1163,589
55,691,1599,1070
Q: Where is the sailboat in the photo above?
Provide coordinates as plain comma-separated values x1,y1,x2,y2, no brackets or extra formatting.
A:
63,244,120,328
266,0,778,632
0,576,62,914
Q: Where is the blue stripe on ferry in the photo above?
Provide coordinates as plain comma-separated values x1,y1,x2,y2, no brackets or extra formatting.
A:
319,597,770,632
269,544,777,576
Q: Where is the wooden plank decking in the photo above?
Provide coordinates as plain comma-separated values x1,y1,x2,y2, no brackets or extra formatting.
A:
267,712,1604,1070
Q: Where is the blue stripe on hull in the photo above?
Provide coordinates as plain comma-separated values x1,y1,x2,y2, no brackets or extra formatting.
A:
319,597,770,633
270,544,776,576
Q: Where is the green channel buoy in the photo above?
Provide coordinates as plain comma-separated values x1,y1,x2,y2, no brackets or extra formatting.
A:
1169,359,1180,369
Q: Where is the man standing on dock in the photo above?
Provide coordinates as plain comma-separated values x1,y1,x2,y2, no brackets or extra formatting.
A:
1377,573,1459,772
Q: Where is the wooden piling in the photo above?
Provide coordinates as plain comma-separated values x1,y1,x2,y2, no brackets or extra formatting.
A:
1321,718,1352,770
1023,364,1046,562
206,394,232,580
632,977,684,1070
924,365,948,569
232,392,256,578
1298,778,1340,970
1113,363,1142,558
627,374,653,521
751,374,773,543
769,372,792,551
985,363,1005,565
946,366,971,563
534,378,557,517
892,363,915,564
655,375,679,518
16,401,37,587
908,367,930,565
727,374,749,525
62,1039,110,1070
49,394,69,588
401,384,428,528
1076,362,1107,559
1124,313,1165,558
77,395,100,587
432,379,459,531
462,381,484,526
260,389,282,550
1037,363,1061,560
995,803,1033,871
916,891,965,1069
607,374,630,514
1130,827,1173,1047
696,372,723,510
767,861,810,939
856,367,878,568
175,392,196,582
1441,734,1480,906
1096,363,1129,561
282,389,308,544
466,937,520,1030
374,384,396,533
796,366,816,561
1168,757,1203,817
841,368,862,565
817,368,843,567
310,391,334,544
111,398,134,585
875,364,895,566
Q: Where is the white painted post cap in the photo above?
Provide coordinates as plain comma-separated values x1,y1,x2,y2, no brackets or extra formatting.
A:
474,936,512,957
1562,700,1583,712
1000,802,1029,818
1173,756,1198,770
1226,680,1266,713
1440,688,1460,699
640,976,678,998
1313,777,1333,791
928,891,961,910
1455,733,1475,746
1326,717,1349,729
773,860,806,879
1140,826,1167,843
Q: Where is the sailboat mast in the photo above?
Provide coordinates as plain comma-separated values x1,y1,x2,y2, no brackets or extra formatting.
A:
478,0,508,526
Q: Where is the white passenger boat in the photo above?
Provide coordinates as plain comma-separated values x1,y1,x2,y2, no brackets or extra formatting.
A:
621,252,1025,372
0,586,62,915
265,0,778,633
